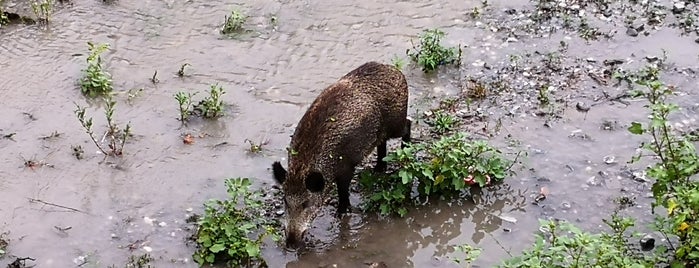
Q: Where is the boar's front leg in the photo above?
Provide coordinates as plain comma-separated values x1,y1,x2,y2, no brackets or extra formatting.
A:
374,139,388,172
336,164,354,217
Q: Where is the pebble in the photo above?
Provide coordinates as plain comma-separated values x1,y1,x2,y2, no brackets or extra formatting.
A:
575,102,590,112
672,1,686,13
560,201,571,210
603,155,617,165
586,176,603,186
276,210,285,216
143,246,153,252
626,27,638,37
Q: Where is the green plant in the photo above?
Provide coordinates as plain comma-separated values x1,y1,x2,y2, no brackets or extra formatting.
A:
499,216,664,267
0,231,7,258
451,244,481,267
79,42,113,97
391,56,405,70
74,96,132,157
537,85,550,105
430,110,457,134
193,83,226,118
360,132,510,216
628,64,699,266
221,9,246,35
244,139,267,154
407,28,461,72
0,4,8,27
174,91,196,122
193,178,279,266
30,0,52,24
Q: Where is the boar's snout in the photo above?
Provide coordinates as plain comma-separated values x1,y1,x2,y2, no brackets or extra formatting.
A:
285,228,306,249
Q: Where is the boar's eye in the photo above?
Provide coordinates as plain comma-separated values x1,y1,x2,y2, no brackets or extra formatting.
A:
301,200,309,209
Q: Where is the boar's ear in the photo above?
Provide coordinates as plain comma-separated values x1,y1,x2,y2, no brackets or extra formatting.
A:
272,161,287,184
305,172,324,193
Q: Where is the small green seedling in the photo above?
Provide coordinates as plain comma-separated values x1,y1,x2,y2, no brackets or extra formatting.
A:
79,42,113,97
244,139,268,154
392,56,406,70
74,96,132,157
174,91,196,122
408,28,462,72
221,9,246,35
30,0,52,25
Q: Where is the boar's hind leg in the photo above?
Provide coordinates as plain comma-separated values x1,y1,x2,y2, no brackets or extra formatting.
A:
374,139,388,172
401,119,412,148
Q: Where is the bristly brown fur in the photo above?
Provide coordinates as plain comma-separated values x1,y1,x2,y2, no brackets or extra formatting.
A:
273,61,411,248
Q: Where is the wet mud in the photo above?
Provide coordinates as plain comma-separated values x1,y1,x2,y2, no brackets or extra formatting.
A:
0,0,698,267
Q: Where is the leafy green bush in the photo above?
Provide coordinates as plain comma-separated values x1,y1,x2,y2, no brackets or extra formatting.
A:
79,42,113,97
407,28,461,72
193,178,279,266
221,9,246,35
499,216,665,267
628,64,699,267
193,83,226,118
360,132,510,217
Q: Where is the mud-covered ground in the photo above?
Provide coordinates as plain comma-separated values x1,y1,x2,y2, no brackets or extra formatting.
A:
0,0,698,267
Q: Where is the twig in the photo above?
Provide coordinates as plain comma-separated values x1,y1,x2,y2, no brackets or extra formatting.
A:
27,198,88,214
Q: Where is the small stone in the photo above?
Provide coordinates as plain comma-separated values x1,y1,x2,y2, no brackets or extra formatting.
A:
158,222,167,227
603,155,617,165
576,102,591,112
503,228,511,232
506,37,519,43
632,171,648,182
695,38,699,44
640,234,655,251
185,208,193,212
143,217,155,226
626,27,638,37
586,176,603,186
646,56,659,62
672,2,686,13
143,246,153,252
276,210,285,216
560,201,571,209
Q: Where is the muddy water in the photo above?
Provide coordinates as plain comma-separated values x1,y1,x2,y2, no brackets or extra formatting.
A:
1,0,698,267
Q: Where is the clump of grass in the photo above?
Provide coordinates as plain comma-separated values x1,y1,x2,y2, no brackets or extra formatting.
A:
30,0,52,25
221,9,246,35
407,28,462,72
360,132,511,217
175,84,227,122
193,178,279,266
391,56,406,70
79,42,113,97
193,84,226,118
429,110,457,134
74,96,132,157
